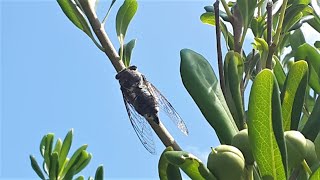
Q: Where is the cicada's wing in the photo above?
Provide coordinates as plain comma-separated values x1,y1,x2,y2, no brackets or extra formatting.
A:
122,94,156,154
145,79,189,136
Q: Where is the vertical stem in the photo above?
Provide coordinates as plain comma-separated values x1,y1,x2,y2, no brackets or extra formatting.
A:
79,1,183,151
214,1,226,96
266,1,273,69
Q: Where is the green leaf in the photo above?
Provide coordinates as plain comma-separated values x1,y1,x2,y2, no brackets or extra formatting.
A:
94,165,104,180
289,29,306,51
57,0,93,38
224,51,245,129
59,129,73,174
44,133,54,169
220,21,234,50
250,16,266,38
116,0,138,41
121,39,136,67
180,49,238,144
311,0,320,17
295,43,320,94
30,155,46,180
75,176,85,180
301,96,320,141
164,151,216,180
158,147,182,180
248,69,287,179
237,0,257,30
308,12,320,33
203,6,230,22
310,165,320,180
61,144,88,178
283,4,312,33
252,38,268,69
49,152,59,180
281,61,308,131
74,152,92,175
53,138,62,154
273,55,286,90
102,0,117,24
200,12,215,26
40,135,47,157
315,41,320,49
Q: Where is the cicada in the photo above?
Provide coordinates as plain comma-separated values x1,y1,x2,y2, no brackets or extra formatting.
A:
116,65,188,154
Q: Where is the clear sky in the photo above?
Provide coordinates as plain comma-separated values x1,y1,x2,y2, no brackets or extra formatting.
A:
1,0,319,180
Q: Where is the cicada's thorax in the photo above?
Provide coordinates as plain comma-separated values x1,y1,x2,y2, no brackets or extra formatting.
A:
116,66,160,123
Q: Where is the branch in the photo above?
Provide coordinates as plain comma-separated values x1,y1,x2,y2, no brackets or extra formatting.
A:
214,1,226,96
266,1,273,69
78,0,183,151
79,0,125,72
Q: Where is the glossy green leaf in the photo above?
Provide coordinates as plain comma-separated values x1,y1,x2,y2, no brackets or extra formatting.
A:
283,5,312,33
75,176,85,180
308,12,320,33
273,56,286,90
40,135,47,157
220,21,234,50
311,0,320,17
94,165,104,180
200,12,215,26
248,69,287,179
252,38,268,69
301,96,320,141
310,165,320,180
59,129,73,174
250,16,266,38
224,51,244,129
289,29,306,51
180,49,238,144
30,155,46,180
61,144,88,178
158,147,182,180
116,0,138,41
49,152,59,180
295,43,320,94
57,0,93,38
281,61,308,131
315,41,320,49
53,138,62,154
44,133,54,169
164,151,216,180
121,39,136,67
203,6,230,22
63,166,76,180
74,152,92,174
237,0,257,30
102,0,117,24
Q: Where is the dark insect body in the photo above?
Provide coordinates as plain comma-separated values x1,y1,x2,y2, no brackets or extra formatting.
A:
116,65,188,154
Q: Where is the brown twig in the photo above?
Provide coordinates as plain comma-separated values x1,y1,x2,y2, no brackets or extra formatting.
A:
79,0,182,151
266,1,273,69
214,1,226,96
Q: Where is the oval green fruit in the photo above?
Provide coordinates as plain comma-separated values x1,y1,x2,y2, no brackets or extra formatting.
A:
284,131,307,169
232,129,254,165
207,145,245,180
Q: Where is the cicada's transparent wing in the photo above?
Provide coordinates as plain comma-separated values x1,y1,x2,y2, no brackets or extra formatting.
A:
122,94,156,154
145,79,189,136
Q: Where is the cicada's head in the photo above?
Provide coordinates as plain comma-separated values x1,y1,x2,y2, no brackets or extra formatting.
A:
115,65,142,89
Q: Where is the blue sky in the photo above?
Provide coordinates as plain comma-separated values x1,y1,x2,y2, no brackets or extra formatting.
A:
1,0,319,180
1,0,223,179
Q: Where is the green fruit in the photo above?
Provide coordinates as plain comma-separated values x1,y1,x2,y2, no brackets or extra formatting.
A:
305,139,319,168
232,129,254,165
284,131,307,169
314,133,320,161
207,145,245,180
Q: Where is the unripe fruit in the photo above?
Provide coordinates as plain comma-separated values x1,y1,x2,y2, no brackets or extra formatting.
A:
284,131,307,169
232,129,254,165
207,145,245,180
304,139,319,168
